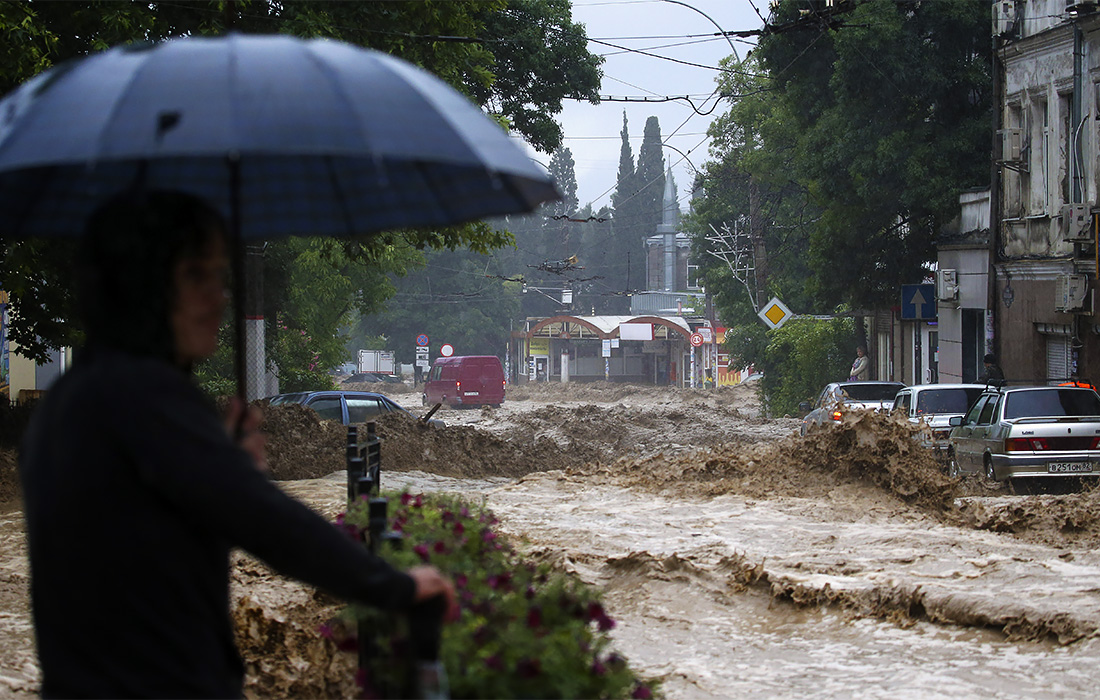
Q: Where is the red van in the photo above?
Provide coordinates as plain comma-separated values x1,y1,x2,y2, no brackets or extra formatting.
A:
422,355,506,408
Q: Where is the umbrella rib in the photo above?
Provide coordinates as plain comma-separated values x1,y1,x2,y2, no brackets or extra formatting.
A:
301,43,370,157
94,48,161,163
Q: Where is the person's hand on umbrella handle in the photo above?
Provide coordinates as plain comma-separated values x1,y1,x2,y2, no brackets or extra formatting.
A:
225,397,268,473
408,566,460,622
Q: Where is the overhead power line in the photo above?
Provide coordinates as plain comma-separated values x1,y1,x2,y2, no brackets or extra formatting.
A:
586,36,763,76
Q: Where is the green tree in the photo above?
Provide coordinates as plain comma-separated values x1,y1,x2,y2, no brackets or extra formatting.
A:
546,147,578,218
610,113,641,293
757,0,992,309
634,116,666,240
471,0,602,152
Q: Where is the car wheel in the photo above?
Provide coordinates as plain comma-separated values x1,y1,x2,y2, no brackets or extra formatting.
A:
984,456,997,482
947,448,962,478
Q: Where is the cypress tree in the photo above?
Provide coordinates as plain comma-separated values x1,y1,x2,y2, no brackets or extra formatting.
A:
636,116,666,239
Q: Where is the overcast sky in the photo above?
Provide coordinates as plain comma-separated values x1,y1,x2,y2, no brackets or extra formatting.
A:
546,0,768,213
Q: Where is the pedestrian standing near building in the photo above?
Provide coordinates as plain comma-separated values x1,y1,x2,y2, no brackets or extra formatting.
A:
981,353,1005,386
849,345,869,381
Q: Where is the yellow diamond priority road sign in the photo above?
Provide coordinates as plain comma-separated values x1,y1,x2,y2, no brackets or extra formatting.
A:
758,297,793,329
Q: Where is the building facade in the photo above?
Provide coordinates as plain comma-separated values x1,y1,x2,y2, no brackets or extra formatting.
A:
990,0,1100,383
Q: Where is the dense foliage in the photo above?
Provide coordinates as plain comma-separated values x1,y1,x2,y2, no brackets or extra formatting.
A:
757,0,991,310
758,317,856,417
338,491,656,699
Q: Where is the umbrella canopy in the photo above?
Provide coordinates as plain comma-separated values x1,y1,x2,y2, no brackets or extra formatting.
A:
0,33,559,238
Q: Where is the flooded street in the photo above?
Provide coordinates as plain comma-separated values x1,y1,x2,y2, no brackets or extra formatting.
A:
3,380,1100,698
479,473,1100,699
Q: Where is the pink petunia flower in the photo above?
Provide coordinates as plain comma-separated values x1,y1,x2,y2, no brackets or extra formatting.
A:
413,544,430,562
526,605,542,629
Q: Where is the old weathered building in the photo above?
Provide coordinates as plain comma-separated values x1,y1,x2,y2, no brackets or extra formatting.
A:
988,0,1100,382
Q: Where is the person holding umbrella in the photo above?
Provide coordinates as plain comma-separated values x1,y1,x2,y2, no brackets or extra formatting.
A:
18,190,457,698
1,33,564,698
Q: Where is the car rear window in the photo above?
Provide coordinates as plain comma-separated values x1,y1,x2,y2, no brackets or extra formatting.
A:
915,388,984,415
843,384,902,401
1004,389,1100,419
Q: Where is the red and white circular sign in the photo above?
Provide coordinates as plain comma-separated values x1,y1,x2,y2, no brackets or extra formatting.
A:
440,343,455,357
689,333,704,348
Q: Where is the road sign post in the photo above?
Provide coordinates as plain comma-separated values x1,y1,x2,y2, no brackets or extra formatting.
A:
758,297,793,329
900,284,936,320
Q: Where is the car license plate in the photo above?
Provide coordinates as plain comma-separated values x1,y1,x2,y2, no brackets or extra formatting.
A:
1048,462,1093,473
464,391,479,396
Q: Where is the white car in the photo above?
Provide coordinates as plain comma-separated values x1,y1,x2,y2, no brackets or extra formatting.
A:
799,381,906,435
891,383,985,452
948,385,1100,482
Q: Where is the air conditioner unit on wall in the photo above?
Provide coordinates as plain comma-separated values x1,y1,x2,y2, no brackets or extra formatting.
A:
995,1,1017,37
1061,203,1093,242
936,269,959,302
998,128,1024,163
1056,274,1091,312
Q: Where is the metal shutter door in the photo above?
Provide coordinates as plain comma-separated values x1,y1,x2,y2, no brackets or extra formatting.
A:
1046,335,1070,381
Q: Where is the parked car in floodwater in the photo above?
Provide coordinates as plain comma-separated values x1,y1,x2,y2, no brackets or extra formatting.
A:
800,381,906,436
265,390,445,427
947,385,1100,482
891,384,985,452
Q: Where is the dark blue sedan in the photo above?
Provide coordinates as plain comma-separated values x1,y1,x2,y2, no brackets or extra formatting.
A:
265,390,445,427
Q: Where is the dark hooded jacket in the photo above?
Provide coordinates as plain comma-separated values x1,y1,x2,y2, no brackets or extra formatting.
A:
19,193,414,698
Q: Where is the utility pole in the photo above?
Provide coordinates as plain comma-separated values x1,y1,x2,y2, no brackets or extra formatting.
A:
749,178,768,305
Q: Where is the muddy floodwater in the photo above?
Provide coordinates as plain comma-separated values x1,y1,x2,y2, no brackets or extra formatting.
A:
3,380,1100,698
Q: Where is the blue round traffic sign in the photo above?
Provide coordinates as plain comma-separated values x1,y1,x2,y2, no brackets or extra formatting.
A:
416,334,429,346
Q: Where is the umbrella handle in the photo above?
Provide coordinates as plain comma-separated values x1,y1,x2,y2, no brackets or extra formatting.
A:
229,156,247,406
